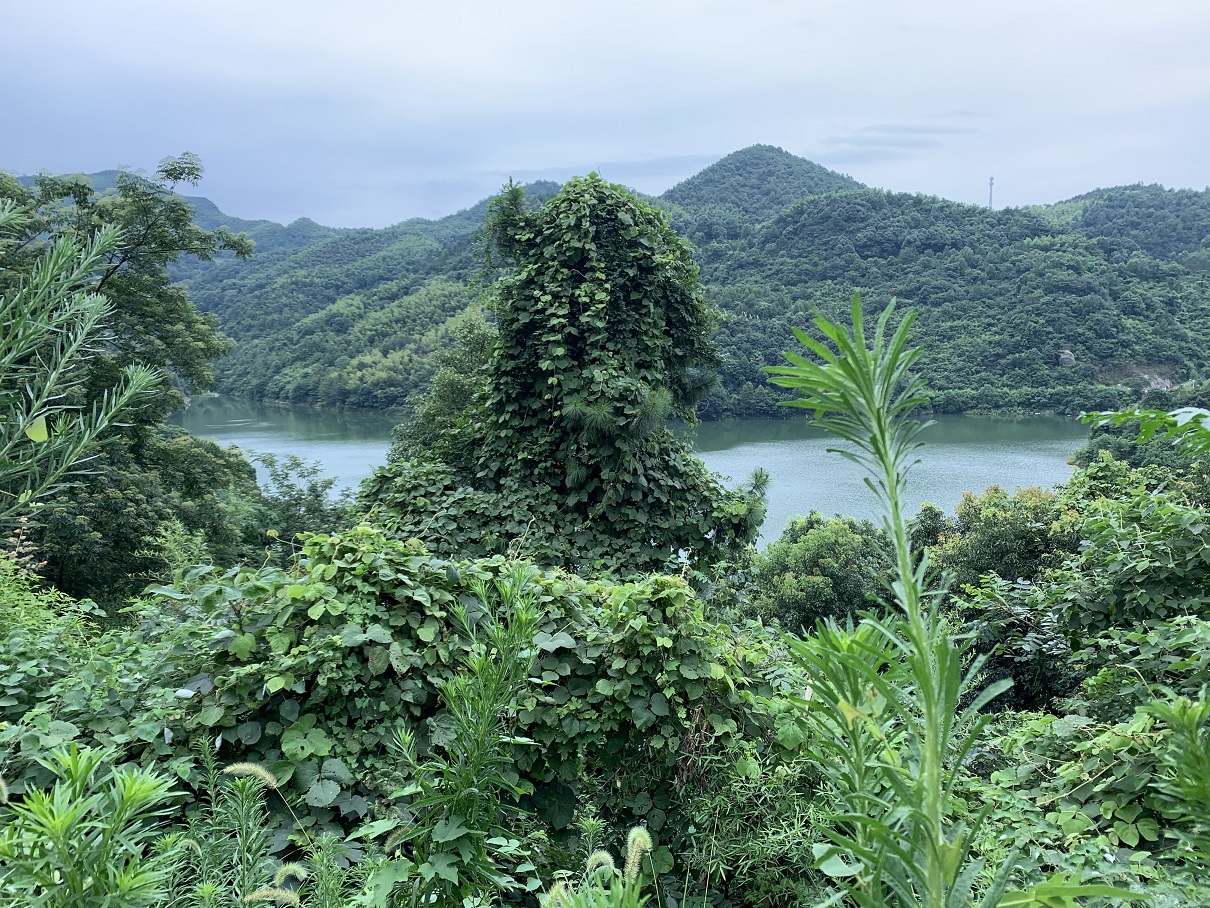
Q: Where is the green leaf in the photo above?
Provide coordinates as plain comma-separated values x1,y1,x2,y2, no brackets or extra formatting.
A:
365,860,414,901
305,778,341,807
419,852,459,884
776,717,808,750
196,704,225,726
432,816,471,842
734,755,760,779
812,844,860,878
997,879,1143,907
321,757,355,784
368,646,390,674
535,630,576,652
230,632,257,659
349,817,403,840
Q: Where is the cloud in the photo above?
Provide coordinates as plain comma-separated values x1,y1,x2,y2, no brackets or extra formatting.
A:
2,0,1207,225
811,121,979,165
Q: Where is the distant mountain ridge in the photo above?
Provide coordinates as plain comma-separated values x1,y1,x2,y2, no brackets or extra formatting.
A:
13,148,1210,418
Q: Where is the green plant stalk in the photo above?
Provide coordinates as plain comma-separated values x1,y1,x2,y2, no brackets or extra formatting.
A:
768,294,1145,908
768,294,1013,907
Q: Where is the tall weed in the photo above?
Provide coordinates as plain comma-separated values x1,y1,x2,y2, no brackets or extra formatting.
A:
767,295,1138,908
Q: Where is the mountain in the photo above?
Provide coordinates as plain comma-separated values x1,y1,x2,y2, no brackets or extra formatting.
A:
20,154,1209,418
1029,184,1210,260
171,181,560,409
662,145,863,221
185,157,1210,417
700,188,1210,416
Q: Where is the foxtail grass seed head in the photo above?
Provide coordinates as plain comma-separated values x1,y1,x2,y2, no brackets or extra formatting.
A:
0,775,8,804
243,888,301,906
624,826,653,883
384,827,407,853
585,849,617,880
222,762,279,790
541,881,573,908
274,863,310,887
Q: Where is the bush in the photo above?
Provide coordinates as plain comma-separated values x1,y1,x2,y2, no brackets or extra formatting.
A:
750,512,891,633
0,523,793,880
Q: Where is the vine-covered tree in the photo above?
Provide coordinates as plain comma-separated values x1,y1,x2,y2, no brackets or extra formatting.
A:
364,176,765,574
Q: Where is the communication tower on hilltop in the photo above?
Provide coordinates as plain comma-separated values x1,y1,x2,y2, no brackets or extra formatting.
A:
988,175,994,210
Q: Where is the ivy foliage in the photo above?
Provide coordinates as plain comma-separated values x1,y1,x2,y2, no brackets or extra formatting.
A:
1,525,791,860
365,176,764,575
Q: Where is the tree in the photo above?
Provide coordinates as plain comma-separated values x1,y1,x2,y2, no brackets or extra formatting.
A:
1,156,264,599
0,154,252,421
750,512,892,633
0,201,158,525
365,176,765,574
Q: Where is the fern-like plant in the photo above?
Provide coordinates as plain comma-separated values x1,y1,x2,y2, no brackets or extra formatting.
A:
361,563,543,908
1146,691,1210,868
164,747,320,908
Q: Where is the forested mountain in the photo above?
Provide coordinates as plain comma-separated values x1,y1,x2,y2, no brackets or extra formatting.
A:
662,143,862,221
136,147,1210,416
701,189,1210,415
1031,183,1210,259
171,181,559,408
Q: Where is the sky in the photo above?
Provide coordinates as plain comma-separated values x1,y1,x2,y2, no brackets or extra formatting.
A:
3,0,1208,228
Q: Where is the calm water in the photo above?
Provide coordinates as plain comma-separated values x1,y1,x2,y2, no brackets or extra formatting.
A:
172,398,1087,543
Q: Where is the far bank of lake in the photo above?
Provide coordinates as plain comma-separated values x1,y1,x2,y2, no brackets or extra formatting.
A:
172,398,1087,543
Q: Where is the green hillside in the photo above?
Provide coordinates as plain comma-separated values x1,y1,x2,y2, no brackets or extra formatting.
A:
663,144,863,220
130,150,1210,416
1029,183,1210,259
702,189,1210,416
171,181,560,408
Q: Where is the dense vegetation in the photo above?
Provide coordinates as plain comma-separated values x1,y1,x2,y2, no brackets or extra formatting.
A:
362,177,765,575
5,156,1210,908
171,182,558,410
0,159,352,605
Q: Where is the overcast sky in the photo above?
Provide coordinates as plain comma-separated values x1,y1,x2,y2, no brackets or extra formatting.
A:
4,0,1208,228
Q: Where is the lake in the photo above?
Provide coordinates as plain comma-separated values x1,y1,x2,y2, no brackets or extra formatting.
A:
171,398,1088,543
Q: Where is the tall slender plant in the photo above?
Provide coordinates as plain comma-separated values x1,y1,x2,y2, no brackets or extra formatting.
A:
766,294,1138,908
362,563,543,908
0,202,159,524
